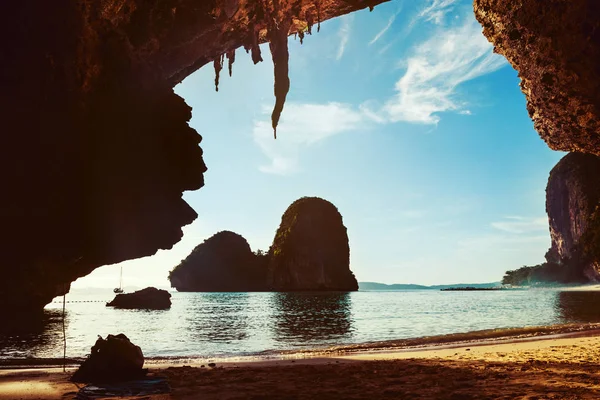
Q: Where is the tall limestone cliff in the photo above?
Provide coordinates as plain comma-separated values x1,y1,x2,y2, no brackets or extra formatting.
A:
503,153,600,286
546,153,600,282
267,197,358,291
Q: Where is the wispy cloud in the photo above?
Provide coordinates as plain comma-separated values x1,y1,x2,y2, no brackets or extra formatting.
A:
252,12,506,174
369,11,399,46
417,0,459,25
336,15,353,61
253,102,366,175
456,233,549,257
381,17,506,124
491,216,549,234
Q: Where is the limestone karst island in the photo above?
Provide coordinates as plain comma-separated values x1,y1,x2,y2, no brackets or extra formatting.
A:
169,197,358,292
2,0,600,399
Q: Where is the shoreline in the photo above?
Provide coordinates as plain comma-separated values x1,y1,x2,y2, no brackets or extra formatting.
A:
4,324,600,399
4,322,600,370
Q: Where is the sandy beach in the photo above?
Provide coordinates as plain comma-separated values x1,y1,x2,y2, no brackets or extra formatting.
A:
3,325,600,399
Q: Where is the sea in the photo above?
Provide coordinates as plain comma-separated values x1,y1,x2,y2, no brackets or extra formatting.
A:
3,289,600,361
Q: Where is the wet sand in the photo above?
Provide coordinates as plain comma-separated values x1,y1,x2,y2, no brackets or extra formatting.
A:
3,326,600,399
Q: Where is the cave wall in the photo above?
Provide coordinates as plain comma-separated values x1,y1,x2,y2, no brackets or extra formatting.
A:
3,0,600,311
474,0,600,155
0,0,386,313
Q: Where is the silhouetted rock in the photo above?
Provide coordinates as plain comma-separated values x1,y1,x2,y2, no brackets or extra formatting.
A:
267,197,358,291
1,1,385,316
71,334,145,383
107,287,172,310
169,231,268,292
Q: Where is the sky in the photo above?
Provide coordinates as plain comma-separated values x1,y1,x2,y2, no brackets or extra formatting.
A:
72,0,565,289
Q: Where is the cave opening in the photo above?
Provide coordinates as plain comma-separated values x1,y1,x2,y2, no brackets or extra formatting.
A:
71,0,563,295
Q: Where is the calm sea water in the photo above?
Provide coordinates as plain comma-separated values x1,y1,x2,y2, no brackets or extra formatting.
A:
3,289,600,360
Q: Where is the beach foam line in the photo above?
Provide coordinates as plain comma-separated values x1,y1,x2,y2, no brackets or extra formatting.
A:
142,322,600,367
5,323,600,370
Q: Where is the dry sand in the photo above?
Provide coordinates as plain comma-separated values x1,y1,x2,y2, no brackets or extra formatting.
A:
3,329,600,399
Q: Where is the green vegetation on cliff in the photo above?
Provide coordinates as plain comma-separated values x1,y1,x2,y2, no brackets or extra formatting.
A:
502,262,587,287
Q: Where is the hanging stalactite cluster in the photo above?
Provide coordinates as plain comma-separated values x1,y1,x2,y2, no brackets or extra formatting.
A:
210,0,331,138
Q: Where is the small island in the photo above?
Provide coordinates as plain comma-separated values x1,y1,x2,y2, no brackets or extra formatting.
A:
168,231,268,292
440,287,507,291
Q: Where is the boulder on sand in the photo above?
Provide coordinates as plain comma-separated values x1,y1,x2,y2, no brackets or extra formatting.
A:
71,334,145,383
107,287,171,310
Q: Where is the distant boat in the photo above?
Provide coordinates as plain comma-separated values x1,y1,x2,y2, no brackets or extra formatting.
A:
114,267,124,294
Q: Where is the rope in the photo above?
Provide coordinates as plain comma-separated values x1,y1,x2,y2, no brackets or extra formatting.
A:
62,283,66,372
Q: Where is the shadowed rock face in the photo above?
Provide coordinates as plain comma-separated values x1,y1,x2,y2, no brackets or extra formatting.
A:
107,287,172,310
474,0,600,155
267,197,358,291
1,0,385,314
546,153,600,281
71,333,144,383
169,231,268,292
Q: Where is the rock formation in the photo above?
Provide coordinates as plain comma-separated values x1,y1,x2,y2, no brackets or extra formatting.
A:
267,197,358,291
502,153,600,286
107,287,172,310
474,1,600,155
169,231,268,291
71,333,145,383
475,1,600,285
546,153,600,281
1,1,386,315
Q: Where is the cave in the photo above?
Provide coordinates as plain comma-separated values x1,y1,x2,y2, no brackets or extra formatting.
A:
1,0,599,315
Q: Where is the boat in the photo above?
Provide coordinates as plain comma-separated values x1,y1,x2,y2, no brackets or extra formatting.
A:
113,266,124,294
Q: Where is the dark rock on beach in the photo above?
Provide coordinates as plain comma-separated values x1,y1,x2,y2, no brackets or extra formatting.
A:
267,197,358,291
107,287,172,310
71,334,145,383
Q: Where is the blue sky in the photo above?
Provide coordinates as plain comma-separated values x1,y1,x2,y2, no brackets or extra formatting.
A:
73,0,564,289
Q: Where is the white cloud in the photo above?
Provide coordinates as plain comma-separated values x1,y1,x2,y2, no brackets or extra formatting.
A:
382,18,506,124
491,216,549,234
252,13,507,174
369,12,398,45
253,102,366,175
418,0,459,25
336,15,353,60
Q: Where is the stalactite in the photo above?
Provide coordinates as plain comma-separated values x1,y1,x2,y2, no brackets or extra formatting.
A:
316,0,321,32
251,26,263,64
267,16,292,139
226,50,236,77
307,13,314,35
213,57,223,92
299,30,304,44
